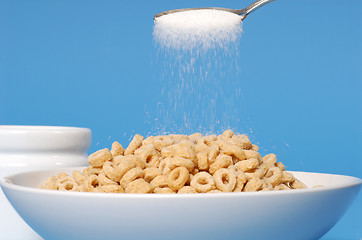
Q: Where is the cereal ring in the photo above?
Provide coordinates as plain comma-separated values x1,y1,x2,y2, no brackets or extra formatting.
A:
153,136,174,151
213,168,236,192
251,144,260,151
98,172,117,186
188,133,203,144
96,185,124,193
262,154,277,167
41,176,58,190
196,151,209,170
142,136,155,146
56,172,69,180
274,184,290,191
160,146,173,158
282,171,295,183
243,178,263,192
258,162,270,175
167,167,189,191
204,134,218,143
111,141,124,157
169,134,189,143
94,185,119,193
153,187,176,194
147,157,160,168
162,141,197,161
217,140,246,161
134,147,159,168
57,175,75,184
209,154,232,175
112,155,123,165
179,140,196,154
116,156,136,180
208,189,222,193
185,176,192,186
77,184,87,192
168,157,195,172
177,186,197,194
230,134,253,150
124,134,144,155
233,172,247,192
125,179,152,193
88,148,113,168
235,158,259,172
144,167,162,183
195,136,218,152
243,150,262,161
265,167,283,187
159,158,172,175
72,170,86,185
190,172,215,193
179,140,198,163
119,167,144,189
83,174,100,192
83,166,102,176
103,161,124,182
58,181,78,191
195,138,209,153
276,162,286,171
239,135,253,150
261,178,273,191
260,188,273,192
207,147,219,165
124,154,147,170
227,164,239,176
290,179,307,189
150,175,169,188
221,129,235,139
244,168,265,180
228,136,244,149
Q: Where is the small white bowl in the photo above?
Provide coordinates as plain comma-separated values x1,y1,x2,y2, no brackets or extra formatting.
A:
0,125,91,174
0,126,91,239
1,168,361,240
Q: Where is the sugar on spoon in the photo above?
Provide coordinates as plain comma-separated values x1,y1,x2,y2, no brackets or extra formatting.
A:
154,0,276,21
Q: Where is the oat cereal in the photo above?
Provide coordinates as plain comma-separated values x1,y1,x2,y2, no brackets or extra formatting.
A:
41,130,307,193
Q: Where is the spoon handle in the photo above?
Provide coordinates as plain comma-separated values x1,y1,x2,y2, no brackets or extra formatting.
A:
240,0,276,19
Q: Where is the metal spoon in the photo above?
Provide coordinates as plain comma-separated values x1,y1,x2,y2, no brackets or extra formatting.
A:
154,0,275,21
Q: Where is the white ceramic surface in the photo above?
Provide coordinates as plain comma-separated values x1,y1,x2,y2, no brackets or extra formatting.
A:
1,168,361,240
0,126,91,240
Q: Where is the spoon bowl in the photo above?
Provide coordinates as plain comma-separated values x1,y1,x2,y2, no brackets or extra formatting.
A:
154,0,276,21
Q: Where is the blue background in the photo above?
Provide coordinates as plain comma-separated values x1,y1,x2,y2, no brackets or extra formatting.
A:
0,0,361,238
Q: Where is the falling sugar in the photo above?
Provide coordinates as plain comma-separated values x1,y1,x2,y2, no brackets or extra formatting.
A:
149,9,246,135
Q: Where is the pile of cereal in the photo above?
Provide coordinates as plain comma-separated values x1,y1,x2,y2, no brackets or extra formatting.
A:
41,130,307,193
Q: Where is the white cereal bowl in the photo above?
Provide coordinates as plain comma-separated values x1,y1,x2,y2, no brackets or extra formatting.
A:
1,169,361,240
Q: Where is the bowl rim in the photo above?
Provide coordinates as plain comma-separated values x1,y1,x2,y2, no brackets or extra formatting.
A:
0,125,91,133
1,168,361,199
